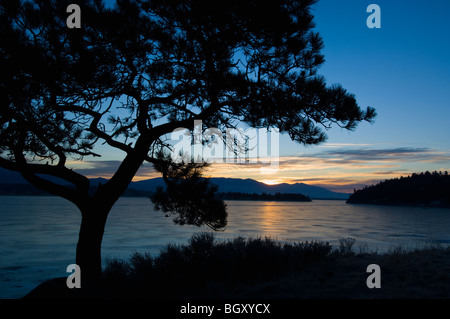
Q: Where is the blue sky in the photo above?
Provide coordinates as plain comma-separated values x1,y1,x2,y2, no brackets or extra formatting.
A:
256,0,450,191
74,1,450,193
311,0,450,150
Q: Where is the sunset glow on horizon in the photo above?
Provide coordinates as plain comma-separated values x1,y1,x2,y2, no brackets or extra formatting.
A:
66,0,450,195
73,142,450,193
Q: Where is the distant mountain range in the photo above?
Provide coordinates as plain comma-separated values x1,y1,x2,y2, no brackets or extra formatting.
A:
130,177,349,199
0,168,349,200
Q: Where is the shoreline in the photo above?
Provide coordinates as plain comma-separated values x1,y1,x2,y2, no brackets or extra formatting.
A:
21,236,450,300
346,201,450,210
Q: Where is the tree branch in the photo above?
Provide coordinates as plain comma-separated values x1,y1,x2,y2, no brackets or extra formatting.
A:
0,155,90,204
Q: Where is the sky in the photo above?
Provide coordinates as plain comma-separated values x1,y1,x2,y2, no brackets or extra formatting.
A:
74,0,450,193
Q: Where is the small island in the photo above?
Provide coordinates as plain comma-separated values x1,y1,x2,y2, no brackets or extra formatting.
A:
347,171,450,208
217,191,311,202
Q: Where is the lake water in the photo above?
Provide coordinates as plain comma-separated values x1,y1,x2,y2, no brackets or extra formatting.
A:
2,196,450,298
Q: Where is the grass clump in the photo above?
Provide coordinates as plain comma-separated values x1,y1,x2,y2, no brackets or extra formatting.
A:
337,237,356,257
94,235,450,299
102,232,333,298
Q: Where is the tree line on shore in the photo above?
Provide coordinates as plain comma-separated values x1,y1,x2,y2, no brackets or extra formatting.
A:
0,183,312,202
217,191,311,202
347,171,450,207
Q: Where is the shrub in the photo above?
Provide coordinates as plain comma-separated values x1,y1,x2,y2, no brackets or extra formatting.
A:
292,240,333,261
130,251,154,273
102,258,132,297
103,258,131,280
102,233,335,297
129,251,154,286
186,232,216,261
337,237,356,257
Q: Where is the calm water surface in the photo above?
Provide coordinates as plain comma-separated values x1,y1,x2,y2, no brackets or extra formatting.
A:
2,196,450,298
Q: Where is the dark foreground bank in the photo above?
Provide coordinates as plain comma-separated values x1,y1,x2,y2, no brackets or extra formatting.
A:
23,234,450,299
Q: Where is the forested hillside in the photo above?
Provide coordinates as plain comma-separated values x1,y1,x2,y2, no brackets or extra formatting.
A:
347,171,450,208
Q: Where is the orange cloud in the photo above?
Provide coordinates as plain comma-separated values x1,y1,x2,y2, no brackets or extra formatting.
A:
67,146,450,193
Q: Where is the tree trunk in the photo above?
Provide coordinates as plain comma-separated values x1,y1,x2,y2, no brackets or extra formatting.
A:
74,142,152,295
75,202,110,294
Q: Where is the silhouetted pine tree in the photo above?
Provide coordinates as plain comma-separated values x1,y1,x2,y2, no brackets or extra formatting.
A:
0,0,375,286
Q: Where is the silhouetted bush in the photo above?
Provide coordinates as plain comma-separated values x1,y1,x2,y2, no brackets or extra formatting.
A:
336,237,356,257
102,233,334,298
102,258,131,297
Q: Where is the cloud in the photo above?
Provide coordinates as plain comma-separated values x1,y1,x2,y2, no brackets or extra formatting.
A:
372,170,411,175
319,147,437,162
65,145,450,193
69,160,160,180
287,147,450,168
203,146,450,192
